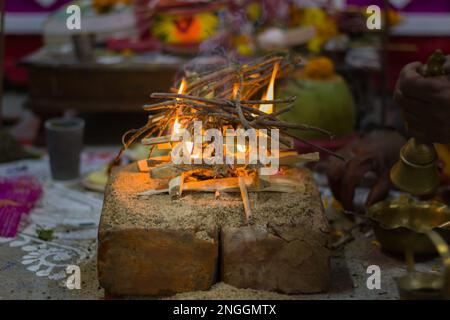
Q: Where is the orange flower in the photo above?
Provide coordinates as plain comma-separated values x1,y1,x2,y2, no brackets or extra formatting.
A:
303,57,335,80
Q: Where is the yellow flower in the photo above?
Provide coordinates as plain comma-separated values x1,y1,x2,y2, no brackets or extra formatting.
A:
300,8,338,53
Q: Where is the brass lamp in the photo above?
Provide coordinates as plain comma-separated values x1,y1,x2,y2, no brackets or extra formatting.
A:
390,50,447,196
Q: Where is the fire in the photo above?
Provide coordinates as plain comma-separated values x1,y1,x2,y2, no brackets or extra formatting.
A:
172,79,187,135
232,83,239,99
259,62,279,114
178,78,187,95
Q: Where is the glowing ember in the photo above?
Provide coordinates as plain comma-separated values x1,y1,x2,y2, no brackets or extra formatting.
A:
259,62,279,114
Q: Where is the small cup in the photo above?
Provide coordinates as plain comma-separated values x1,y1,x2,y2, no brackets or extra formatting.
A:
72,33,96,62
45,117,85,180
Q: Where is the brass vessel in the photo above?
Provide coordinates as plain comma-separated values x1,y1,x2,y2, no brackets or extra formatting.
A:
396,271,446,300
367,197,450,255
395,229,450,300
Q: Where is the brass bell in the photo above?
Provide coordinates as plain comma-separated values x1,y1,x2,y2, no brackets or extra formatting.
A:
390,138,439,196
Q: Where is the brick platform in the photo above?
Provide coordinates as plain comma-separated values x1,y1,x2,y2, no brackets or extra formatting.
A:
98,163,330,296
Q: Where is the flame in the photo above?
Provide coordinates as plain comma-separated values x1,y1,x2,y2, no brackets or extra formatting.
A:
259,62,279,114
178,78,187,95
171,79,187,135
232,83,239,99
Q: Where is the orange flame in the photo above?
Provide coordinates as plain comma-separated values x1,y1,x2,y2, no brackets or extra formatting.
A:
232,83,239,99
260,62,279,114
172,79,187,135
178,78,187,95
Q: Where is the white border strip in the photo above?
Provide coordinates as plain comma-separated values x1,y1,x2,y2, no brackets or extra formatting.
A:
5,13,49,34
391,13,450,36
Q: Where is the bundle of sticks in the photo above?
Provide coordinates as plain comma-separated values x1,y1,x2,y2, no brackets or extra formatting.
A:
111,53,341,168
110,53,342,224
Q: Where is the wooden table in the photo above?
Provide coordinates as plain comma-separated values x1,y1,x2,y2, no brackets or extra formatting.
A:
22,49,183,116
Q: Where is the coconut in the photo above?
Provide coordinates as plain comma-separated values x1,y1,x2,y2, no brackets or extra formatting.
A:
278,57,355,140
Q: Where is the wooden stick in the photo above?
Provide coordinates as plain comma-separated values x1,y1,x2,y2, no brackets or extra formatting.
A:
259,175,305,193
169,175,185,197
142,101,175,111
250,104,294,125
187,67,236,93
235,75,252,129
261,119,332,137
151,92,227,106
240,97,296,105
137,188,169,197
279,151,320,165
282,130,345,161
239,176,252,223
141,135,180,145
137,156,171,173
